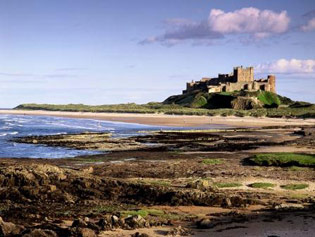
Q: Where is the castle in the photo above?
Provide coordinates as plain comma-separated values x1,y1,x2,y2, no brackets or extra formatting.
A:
183,66,275,94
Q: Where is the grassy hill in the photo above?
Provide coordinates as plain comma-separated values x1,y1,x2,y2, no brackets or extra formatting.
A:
163,91,288,109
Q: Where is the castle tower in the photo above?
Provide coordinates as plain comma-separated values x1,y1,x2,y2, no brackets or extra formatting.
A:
233,66,254,82
267,75,276,93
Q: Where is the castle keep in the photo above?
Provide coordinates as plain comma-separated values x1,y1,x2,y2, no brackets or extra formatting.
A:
183,66,275,94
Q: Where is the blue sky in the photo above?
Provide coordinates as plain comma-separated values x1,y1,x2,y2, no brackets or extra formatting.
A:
0,0,314,108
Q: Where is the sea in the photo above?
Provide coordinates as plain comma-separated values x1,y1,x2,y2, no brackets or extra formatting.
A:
0,114,227,158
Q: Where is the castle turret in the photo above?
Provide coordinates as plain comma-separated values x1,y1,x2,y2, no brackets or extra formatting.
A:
267,75,276,93
233,66,254,82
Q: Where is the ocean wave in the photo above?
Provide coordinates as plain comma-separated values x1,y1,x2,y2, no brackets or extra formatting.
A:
1,126,12,130
45,122,115,131
0,131,19,136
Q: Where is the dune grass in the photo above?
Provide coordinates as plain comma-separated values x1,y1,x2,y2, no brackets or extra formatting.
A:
202,159,223,165
248,182,276,189
15,102,315,118
280,184,309,190
246,153,315,167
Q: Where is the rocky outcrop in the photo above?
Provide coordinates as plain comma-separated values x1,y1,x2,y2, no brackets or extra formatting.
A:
0,216,24,236
231,97,263,110
0,164,253,209
0,214,168,237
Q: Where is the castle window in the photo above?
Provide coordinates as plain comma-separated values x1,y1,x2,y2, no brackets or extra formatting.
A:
243,84,249,90
260,85,265,91
222,86,226,92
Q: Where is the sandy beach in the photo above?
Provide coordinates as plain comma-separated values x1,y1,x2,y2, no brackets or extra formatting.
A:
1,109,315,127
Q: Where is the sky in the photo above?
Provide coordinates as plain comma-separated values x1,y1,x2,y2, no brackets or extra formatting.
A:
0,0,315,108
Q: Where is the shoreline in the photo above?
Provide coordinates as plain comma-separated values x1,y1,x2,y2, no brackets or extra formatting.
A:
1,109,315,127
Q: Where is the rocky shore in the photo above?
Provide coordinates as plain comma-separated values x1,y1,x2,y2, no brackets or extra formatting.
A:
1,124,315,236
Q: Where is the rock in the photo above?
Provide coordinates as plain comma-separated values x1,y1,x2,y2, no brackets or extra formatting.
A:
186,179,216,191
221,197,232,208
131,232,150,237
72,218,88,228
231,97,263,110
97,218,111,231
22,229,57,237
166,226,193,236
47,185,57,192
111,215,120,226
230,196,246,207
0,216,24,236
82,167,94,174
60,192,75,204
196,218,214,229
125,215,146,229
75,227,96,237
274,203,305,210
87,222,101,232
20,186,40,198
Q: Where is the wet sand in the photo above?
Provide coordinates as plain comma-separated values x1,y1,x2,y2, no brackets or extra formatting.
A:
1,109,315,127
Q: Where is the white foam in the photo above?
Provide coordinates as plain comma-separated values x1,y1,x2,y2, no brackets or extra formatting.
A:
124,158,136,161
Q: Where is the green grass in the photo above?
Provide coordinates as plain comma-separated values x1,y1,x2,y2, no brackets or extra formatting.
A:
121,209,194,221
219,92,233,96
71,157,104,163
214,182,242,188
191,95,208,108
202,159,223,165
248,182,276,189
121,209,164,218
257,91,281,108
247,153,315,167
280,184,309,190
288,193,310,199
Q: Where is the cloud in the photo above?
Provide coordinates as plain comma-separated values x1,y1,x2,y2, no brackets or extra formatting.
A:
141,7,290,45
303,10,315,18
301,18,315,31
208,8,289,38
256,59,315,74
139,19,222,46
